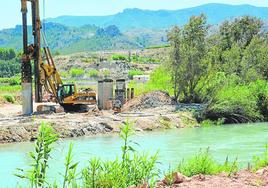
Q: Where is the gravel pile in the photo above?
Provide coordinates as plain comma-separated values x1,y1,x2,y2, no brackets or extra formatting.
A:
123,91,172,111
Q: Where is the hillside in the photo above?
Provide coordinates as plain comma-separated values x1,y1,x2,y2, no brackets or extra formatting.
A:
47,3,268,31
0,23,167,54
1,3,268,54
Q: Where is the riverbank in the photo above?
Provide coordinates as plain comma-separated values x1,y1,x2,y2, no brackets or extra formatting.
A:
0,122,267,187
0,102,198,144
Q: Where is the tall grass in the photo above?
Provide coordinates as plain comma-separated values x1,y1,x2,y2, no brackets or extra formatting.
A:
252,143,268,171
16,122,159,187
15,123,59,187
81,122,159,187
176,149,238,177
0,85,21,92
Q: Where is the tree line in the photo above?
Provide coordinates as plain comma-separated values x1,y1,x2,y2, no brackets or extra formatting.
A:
168,15,268,123
0,48,20,78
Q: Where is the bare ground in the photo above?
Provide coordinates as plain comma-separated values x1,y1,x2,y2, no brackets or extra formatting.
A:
0,105,195,144
148,168,268,188
0,91,199,144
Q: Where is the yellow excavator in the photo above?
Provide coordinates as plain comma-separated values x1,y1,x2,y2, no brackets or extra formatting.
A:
21,0,97,113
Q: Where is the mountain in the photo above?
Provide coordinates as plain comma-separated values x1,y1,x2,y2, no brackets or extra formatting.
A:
47,3,268,31
1,3,268,54
0,23,167,54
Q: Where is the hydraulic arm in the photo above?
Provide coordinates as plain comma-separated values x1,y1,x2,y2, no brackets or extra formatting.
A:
21,0,97,114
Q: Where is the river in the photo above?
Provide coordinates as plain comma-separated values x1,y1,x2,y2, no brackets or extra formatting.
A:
0,122,267,187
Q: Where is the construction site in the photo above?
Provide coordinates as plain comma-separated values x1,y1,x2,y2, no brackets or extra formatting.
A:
1,1,268,188
0,0,197,144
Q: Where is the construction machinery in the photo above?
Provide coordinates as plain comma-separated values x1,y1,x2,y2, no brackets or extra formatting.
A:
21,0,96,114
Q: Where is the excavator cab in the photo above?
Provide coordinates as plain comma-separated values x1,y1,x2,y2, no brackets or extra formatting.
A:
57,84,76,103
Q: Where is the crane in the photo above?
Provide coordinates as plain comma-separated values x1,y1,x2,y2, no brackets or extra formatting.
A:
21,0,97,114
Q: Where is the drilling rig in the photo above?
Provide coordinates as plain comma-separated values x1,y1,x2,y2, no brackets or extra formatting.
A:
21,0,97,115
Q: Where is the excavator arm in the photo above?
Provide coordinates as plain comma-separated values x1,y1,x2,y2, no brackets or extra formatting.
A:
21,0,97,112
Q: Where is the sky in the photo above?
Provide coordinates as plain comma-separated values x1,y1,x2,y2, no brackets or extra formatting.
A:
1,0,268,29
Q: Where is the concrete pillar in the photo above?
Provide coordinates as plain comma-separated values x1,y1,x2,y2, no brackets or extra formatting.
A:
115,79,126,105
127,88,130,101
103,79,113,110
22,83,33,115
131,88,134,99
98,80,103,110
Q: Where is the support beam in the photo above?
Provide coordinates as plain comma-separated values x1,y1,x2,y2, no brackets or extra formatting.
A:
21,0,33,115
31,0,43,102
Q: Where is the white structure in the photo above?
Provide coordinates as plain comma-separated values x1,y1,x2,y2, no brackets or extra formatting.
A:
133,75,150,83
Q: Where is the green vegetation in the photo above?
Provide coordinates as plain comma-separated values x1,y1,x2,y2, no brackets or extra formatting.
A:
88,69,99,78
69,68,85,78
252,144,268,171
2,94,16,103
204,79,268,123
15,123,268,187
145,44,170,49
16,122,159,187
165,15,268,123
132,55,160,64
0,85,21,93
128,69,144,79
111,54,128,61
0,76,20,104
0,48,16,60
176,149,238,177
129,66,172,96
15,123,59,187
0,48,20,78
100,69,111,77
0,76,20,85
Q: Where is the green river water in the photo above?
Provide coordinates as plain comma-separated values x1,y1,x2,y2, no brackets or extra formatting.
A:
0,122,267,187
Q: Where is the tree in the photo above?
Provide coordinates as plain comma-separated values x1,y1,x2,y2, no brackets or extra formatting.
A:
167,26,181,102
168,14,209,103
0,48,16,60
241,36,268,81
219,16,263,50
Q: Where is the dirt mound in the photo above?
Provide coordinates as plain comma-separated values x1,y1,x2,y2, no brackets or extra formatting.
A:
123,91,172,111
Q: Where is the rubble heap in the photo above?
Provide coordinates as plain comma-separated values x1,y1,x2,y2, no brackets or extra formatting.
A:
123,91,172,111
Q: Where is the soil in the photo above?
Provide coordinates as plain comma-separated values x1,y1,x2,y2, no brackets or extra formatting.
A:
0,105,194,144
156,167,268,188
123,91,173,111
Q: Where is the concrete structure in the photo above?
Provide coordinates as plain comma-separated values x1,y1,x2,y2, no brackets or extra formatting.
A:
98,79,113,110
115,79,126,106
133,75,150,83
97,80,103,110
22,83,33,115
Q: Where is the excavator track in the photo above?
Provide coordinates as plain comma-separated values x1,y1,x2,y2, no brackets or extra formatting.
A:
60,104,90,113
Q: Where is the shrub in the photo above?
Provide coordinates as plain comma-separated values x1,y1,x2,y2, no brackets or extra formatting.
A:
70,68,85,78
128,69,144,79
60,71,69,78
100,69,110,77
204,80,266,123
111,54,128,61
3,94,15,103
88,69,99,78
0,77,20,85
177,149,238,177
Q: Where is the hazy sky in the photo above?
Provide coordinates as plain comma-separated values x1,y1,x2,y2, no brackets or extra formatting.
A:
1,0,268,29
